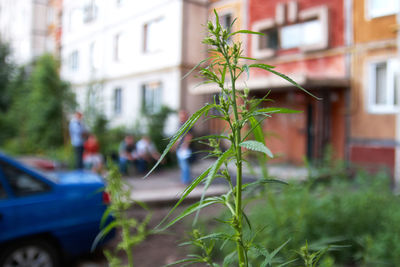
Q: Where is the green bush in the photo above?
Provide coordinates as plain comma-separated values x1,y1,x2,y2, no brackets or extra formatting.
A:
207,170,400,266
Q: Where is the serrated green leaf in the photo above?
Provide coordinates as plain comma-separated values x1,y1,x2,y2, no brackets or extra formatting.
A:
193,149,233,224
240,140,274,158
239,56,258,61
155,166,212,230
91,220,118,251
228,30,264,38
163,257,202,267
257,107,302,114
242,178,288,190
182,58,209,80
243,64,250,80
223,251,237,267
144,103,214,178
249,63,321,100
192,134,230,142
158,197,222,231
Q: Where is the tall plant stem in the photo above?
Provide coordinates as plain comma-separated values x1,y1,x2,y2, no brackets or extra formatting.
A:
224,51,246,266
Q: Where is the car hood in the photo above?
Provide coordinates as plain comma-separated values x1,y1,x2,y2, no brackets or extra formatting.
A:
53,170,105,185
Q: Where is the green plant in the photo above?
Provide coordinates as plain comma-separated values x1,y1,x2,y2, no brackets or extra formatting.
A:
1,54,76,155
145,11,318,267
206,167,399,266
143,105,175,153
96,162,151,267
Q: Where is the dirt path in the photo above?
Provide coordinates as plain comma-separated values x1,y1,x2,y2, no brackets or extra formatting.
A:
77,205,222,267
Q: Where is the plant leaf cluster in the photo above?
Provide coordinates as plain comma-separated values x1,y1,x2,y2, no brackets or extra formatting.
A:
145,10,319,267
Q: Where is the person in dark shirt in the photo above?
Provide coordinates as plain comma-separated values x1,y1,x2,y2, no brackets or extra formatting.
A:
118,135,136,175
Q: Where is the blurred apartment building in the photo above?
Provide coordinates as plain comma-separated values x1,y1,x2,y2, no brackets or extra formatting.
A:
0,0,398,180
200,0,399,181
60,0,208,133
349,0,400,181
203,0,349,165
0,0,62,63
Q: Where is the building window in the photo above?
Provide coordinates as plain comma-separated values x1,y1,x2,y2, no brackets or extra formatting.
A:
368,59,400,113
252,6,328,58
116,0,125,6
142,82,162,114
89,41,100,70
220,13,232,29
114,33,129,62
114,87,122,114
69,50,79,71
367,0,399,19
280,20,323,49
259,27,279,50
83,0,98,23
143,18,164,53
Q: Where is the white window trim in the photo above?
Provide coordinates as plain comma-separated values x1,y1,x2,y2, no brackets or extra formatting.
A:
114,87,122,115
251,18,276,59
143,17,164,54
298,6,329,52
251,5,329,59
365,0,399,19
367,58,400,114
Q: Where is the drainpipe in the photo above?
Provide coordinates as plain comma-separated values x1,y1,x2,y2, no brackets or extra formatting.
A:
344,0,353,164
395,10,400,189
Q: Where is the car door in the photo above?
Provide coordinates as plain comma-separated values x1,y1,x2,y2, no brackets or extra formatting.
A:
0,160,59,242
0,176,16,242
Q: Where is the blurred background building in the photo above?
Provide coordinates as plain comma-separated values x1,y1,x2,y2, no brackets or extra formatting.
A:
0,0,62,64
60,0,208,133
0,0,398,182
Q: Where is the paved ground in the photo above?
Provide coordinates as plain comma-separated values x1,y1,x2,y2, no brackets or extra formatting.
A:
123,158,308,205
125,159,228,205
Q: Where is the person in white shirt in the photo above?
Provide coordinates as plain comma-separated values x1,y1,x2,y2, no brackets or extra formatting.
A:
135,136,161,173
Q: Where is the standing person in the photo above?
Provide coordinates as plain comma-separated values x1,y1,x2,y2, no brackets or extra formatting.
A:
69,111,87,169
176,110,193,185
118,135,136,175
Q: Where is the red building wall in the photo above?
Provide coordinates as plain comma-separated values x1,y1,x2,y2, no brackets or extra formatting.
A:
247,0,347,164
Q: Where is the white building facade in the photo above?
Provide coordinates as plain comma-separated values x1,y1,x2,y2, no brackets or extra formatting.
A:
0,0,60,64
61,0,208,133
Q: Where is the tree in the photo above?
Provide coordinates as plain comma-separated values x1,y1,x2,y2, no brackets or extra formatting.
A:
24,53,76,151
0,39,14,112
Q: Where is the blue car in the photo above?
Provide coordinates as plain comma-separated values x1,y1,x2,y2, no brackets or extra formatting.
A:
0,153,113,267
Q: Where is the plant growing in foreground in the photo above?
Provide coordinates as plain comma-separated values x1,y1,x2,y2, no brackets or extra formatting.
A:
145,11,319,266
95,163,151,267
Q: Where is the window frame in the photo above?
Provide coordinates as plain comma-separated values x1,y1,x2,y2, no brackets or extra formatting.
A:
143,17,164,53
366,0,399,19
141,81,162,114
251,5,329,58
367,58,400,114
114,87,123,115
69,50,79,71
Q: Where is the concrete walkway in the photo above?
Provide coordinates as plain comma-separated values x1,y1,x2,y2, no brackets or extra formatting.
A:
124,159,307,205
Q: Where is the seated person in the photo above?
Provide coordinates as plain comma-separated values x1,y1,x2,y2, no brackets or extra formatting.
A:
83,134,103,173
135,136,161,173
118,135,137,175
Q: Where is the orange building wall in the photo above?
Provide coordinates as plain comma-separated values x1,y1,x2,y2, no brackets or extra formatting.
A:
353,0,397,43
209,0,244,43
350,44,397,140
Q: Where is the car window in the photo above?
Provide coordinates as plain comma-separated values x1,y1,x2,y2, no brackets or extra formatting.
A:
0,182,6,199
0,162,50,197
